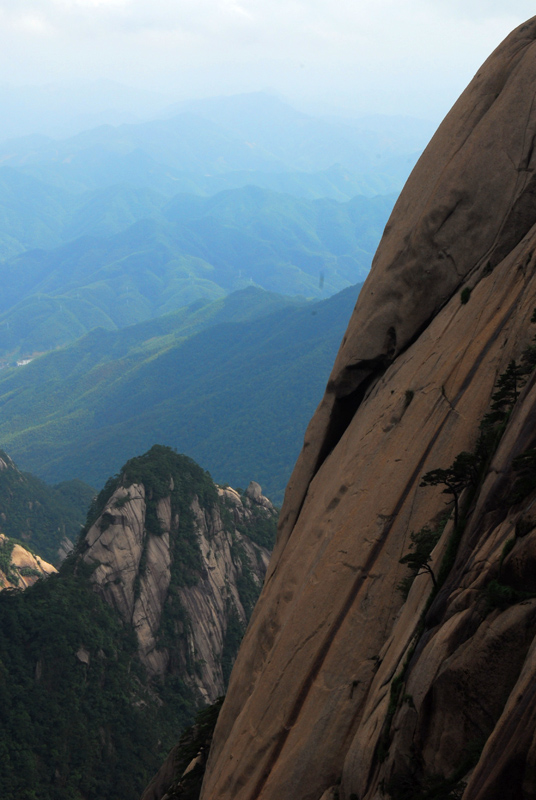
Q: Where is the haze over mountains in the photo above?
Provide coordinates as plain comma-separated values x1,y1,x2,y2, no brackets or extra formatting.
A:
0,80,173,140
0,91,427,364
0,86,434,193
0,86,436,590
0,90,422,499
0,183,392,357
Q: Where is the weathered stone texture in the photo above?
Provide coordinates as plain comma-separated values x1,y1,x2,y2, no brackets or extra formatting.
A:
84,482,273,701
200,16,536,800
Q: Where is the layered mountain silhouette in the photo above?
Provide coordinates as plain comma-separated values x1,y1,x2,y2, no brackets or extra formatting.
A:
0,92,431,195
0,284,362,503
0,92,421,367
0,179,392,356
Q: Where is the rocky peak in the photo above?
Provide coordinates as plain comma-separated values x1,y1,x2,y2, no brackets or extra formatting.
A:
245,480,274,510
200,16,536,800
80,445,277,702
278,16,536,551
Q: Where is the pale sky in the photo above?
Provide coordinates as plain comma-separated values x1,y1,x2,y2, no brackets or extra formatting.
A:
0,0,535,120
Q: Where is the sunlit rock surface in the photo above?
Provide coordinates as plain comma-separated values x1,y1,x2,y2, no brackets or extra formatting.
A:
0,532,57,589
200,16,536,800
84,478,274,701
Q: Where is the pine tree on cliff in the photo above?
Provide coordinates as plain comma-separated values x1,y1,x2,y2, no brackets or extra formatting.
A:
420,450,479,528
482,359,525,428
399,525,441,588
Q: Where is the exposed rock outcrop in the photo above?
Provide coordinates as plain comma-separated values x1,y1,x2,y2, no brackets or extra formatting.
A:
82,449,276,702
200,16,536,800
0,532,56,589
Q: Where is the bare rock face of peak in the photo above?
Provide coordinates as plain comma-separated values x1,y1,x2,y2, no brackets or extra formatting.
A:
0,452,15,471
0,532,56,589
80,446,276,702
200,17,536,800
278,16,536,548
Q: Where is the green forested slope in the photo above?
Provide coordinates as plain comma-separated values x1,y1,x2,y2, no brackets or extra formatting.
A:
0,284,360,502
0,185,392,357
0,450,93,563
0,167,168,258
0,570,164,800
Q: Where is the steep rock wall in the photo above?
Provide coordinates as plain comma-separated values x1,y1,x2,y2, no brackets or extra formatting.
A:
201,16,536,800
83,476,273,702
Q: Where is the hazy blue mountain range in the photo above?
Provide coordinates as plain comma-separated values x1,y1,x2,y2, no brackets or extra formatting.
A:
161,92,433,175
0,183,391,357
0,92,429,197
0,79,173,140
0,91,421,362
0,167,396,256
0,167,169,257
0,90,399,504
0,164,385,260
0,284,361,503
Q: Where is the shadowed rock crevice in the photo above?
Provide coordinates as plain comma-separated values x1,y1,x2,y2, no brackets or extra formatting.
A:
488,175,536,268
314,364,386,477
307,312,453,499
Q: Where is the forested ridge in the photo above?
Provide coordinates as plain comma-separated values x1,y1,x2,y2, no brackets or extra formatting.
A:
0,284,362,502
0,444,277,800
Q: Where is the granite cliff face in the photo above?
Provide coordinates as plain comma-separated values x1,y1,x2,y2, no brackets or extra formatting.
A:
81,447,275,703
200,17,536,800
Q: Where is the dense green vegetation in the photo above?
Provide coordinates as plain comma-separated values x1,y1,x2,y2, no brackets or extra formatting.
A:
235,502,277,549
0,451,93,563
0,567,197,800
0,284,361,503
0,536,15,581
